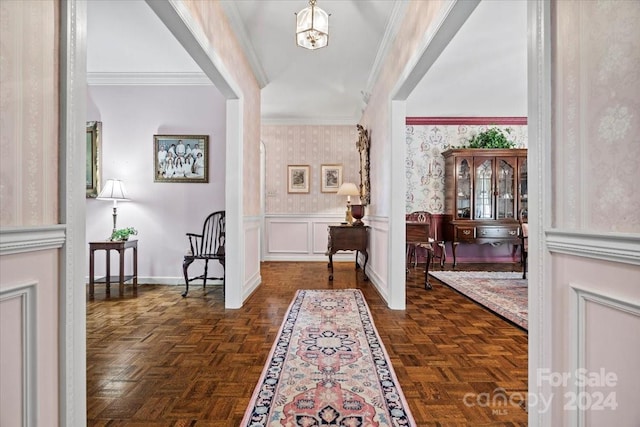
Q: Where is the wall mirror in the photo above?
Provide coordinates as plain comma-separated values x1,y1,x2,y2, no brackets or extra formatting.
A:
357,124,370,205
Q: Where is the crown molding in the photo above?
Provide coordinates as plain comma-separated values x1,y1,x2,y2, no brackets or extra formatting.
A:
362,1,409,105
86,71,212,86
220,1,269,89
261,116,358,126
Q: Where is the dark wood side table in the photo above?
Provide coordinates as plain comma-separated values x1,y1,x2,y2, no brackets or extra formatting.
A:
326,225,370,281
89,240,138,297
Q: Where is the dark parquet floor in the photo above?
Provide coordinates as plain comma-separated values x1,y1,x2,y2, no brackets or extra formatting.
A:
87,261,528,426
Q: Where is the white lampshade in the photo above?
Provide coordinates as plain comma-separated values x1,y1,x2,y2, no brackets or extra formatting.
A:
337,182,360,203
337,182,359,197
97,179,130,235
296,0,329,50
97,179,129,201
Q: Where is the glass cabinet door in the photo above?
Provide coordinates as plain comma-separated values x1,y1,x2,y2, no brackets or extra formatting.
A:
456,158,472,218
474,159,493,219
496,158,516,219
518,156,528,217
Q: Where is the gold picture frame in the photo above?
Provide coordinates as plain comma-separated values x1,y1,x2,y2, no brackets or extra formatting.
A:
356,124,371,205
86,121,101,198
320,164,343,193
287,165,310,193
154,135,209,183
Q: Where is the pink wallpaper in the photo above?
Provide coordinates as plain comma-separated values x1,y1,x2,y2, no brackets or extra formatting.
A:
262,125,360,214
553,0,640,232
0,0,59,226
406,122,528,214
0,1,60,425
183,0,261,216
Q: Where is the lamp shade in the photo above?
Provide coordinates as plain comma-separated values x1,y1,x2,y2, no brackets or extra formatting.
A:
296,0,329,50
97,179,129,201
337,182,360,197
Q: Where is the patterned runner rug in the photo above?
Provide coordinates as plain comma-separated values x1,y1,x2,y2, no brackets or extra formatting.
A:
429,271,528,330
242,289,415,426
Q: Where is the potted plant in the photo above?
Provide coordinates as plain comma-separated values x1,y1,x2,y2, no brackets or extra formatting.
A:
465,127,516,149
110,227,138,242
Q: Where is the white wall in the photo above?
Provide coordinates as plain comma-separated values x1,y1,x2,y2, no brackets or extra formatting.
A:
86,84,226,284
407,0,527,117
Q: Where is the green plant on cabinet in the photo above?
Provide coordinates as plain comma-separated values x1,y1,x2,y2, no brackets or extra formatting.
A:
110,227,138,242
465,127,516,149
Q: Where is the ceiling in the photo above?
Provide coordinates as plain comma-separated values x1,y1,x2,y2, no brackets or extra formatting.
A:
87,0,526,124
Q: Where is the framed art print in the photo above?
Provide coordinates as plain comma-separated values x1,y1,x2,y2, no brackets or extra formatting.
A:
320,164,343,193
154,135,209,183
287,165,310,193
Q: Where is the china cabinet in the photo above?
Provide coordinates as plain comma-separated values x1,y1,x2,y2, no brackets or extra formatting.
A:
442,148,528,266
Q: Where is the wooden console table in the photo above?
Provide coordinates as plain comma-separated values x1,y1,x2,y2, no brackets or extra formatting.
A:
326,225,370,281
89,240,138,297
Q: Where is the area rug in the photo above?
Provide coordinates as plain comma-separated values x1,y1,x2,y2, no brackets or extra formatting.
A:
242,289,415,426
429,271,528,330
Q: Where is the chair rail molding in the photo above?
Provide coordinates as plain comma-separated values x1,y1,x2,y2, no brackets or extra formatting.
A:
0,225,66,256
546,229,640,266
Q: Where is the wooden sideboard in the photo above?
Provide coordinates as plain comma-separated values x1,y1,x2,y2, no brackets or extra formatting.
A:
442,148,527,266
326,225,370,281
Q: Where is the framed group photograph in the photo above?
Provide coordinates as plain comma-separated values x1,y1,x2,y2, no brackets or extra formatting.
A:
320,164,343,193
86,121,102,198
287,165,310,193
154,135,209,183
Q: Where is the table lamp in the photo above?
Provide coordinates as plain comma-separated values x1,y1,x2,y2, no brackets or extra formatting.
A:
97,179,130,237
337,182,360,225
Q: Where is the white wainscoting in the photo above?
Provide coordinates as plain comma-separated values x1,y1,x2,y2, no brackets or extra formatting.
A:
0,282,37,427
365,216,390,302
244,216,262,299
569,283,640,427
264,214,356,261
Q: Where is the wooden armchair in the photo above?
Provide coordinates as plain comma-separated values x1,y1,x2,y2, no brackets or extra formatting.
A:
182,211,225,297
405,211,445,268
406,221,433,290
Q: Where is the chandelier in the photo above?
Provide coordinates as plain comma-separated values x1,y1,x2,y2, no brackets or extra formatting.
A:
295,0,329,50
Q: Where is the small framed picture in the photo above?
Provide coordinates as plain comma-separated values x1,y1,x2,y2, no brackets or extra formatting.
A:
287,165,310,193
321,164,343,193
154,135,209,183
